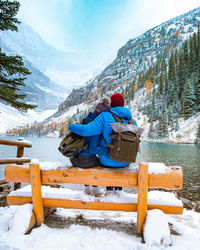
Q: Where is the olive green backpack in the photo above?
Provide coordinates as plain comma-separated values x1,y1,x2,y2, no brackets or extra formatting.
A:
107,112,144,163
58,132,88,157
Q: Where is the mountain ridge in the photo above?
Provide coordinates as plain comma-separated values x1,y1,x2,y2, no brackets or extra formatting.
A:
57,6,200,113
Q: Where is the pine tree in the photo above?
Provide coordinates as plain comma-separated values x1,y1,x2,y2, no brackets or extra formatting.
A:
195,27,200,110
183,79,195,119
0,0,20,31
178,50,187,99
168,105,173,125
168,51,176,83
175,118,180,132
183,40,189,79
188,37,194,75
157,110,164,138
162,104,169,137
0,0,36,111
148,122,156,139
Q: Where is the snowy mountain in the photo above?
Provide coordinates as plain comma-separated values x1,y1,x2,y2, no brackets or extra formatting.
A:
59,7,200,110
4,7,200,143
0,21,102,89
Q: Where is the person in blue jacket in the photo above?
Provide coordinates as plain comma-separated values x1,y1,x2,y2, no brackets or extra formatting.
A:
70,97,110,196
69,93,137,196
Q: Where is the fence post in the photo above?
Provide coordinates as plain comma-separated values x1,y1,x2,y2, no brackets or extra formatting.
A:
29,163,44,226
14,138,25,190
137,162,149,235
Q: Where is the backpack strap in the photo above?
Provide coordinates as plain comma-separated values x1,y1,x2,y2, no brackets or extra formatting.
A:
109,111,134,124
128,118,134,124
109,111,123,122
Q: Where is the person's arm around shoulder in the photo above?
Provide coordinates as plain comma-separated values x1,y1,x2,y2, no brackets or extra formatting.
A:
69,112,104,137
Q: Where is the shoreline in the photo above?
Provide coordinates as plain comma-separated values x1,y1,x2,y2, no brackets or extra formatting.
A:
2,134,200,145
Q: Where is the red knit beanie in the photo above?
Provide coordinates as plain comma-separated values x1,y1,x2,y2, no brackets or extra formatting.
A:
110,93,124,107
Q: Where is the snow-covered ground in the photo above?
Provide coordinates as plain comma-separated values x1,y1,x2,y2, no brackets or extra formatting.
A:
0,202,200,249
0,102,57,134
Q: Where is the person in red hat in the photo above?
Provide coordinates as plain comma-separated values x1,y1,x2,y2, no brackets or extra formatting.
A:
69,93,137,196
70,97,110,197
110,93,125,108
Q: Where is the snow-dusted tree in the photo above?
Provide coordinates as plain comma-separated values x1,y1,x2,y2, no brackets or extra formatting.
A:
162,104,169,137
175,118,180,132
195,29,200,111
177,51,185,98
168,105,174,125
149,94,158,122
183,79,196,120
183,40,189,79
148,122,156,138
157,104,169,138
168,51,176,83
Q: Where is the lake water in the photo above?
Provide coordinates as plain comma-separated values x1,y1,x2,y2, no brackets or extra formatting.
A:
0,136,200,201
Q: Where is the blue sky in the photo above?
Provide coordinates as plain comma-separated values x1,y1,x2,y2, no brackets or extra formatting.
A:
18,0,200,67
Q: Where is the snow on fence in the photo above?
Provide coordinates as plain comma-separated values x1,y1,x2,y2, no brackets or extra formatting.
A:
5,162,183,236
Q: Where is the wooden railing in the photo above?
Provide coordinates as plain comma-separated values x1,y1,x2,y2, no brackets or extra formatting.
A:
0,138,32,190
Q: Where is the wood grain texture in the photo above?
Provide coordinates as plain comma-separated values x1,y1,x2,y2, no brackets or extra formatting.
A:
5,165,183,189
7,196,183,214
30,164,44,226
137,162,149,235
0,139,32,148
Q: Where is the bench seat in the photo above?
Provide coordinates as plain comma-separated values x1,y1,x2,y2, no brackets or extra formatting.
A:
8,185,183,214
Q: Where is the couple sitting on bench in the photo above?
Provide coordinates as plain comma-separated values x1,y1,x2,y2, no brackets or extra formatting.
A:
69,93,138,197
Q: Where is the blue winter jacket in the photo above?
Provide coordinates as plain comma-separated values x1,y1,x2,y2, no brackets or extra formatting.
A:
79,112,99,157
69,106,137,167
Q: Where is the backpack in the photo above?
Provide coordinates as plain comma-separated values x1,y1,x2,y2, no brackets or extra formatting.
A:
107,112,144,163
58,132,88,157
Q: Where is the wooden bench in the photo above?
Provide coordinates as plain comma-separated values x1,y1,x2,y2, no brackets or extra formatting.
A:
5,162,183,235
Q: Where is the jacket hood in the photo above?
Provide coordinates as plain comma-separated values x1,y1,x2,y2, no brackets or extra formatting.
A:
109,106,132,120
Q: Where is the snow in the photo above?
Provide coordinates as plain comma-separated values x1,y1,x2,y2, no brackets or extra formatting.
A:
8,186,183,207
130,162,168,175
143,209,171,247
39,160,72,170
29,160,168,175
0,101,57,134
148,162,168,174
8,204,33,235
30,158,39,164
0,204,200,249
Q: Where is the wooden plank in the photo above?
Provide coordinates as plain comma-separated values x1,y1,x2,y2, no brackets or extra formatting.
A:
7,196,183,214
0,158,31,165
5,165,31,183
137,162,148,235
30,164,44,226
41,167,138,187
0,139,32,148
5,165,183,189
149,166,183,190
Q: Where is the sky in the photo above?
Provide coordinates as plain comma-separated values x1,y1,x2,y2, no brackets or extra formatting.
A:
18,0,200,78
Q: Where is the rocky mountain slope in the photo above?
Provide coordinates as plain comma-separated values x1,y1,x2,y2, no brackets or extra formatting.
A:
58,7,200,112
